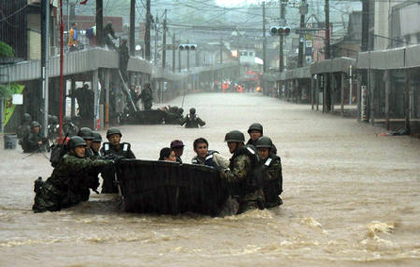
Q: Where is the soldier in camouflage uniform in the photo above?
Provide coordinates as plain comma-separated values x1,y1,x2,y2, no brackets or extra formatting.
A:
78,127,95,159
179,108,206,128
140,83,153,110
91,131,103,160
62,116,79,137
32,136,113,213
21,121,49,153
219,130,265,214
100,127,136,193
246,123,277,154
17,113,32,146
256,136,283,208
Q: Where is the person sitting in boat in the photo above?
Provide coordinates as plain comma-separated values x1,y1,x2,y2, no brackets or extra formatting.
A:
191,137,229,169
158,147,177,162
170,139,184,163
100,127,136,193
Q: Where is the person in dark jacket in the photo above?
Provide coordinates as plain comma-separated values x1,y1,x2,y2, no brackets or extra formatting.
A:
170,139,184,163
91,131,103,160
62,116,79,137
180,108,206,128
140,83,153,110
119,39,130,82
256,136,283,208
100,127,136,193
21,121,49,153
17,113,32,146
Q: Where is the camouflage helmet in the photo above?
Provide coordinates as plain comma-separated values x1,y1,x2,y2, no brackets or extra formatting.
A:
189,108,196,114
68,136,87,149
256,136,273,149
224,130,245,143
78,127,94,140
106,127,122,138
247,123,263,135
23,113,32,122
92,131,102,143
31,121,41,128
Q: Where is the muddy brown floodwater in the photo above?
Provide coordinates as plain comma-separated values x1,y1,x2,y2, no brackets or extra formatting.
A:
1,93,419,266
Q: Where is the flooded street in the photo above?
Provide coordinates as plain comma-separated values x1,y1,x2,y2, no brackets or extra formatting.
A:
1,92,419,266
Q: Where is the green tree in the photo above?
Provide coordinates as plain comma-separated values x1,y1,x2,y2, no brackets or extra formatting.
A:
0,42,14,98
0,41,14,58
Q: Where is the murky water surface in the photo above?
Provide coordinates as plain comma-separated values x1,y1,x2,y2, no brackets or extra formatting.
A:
1,93,419,266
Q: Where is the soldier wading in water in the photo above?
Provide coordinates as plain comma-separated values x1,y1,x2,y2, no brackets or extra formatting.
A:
100,127,136,193
256,136,283,208
219,130,265,214
32,136,113,213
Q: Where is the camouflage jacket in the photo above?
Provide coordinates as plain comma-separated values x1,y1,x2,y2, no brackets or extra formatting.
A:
16,123,31,140
33,154,112,212
23,132,48,152
220,153,264,205
48,154,112,193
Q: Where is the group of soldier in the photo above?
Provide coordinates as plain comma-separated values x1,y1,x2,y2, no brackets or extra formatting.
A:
29,118,282,215
32,126,135,213
191,123,283,214
16,113,50,153
16,113,82,154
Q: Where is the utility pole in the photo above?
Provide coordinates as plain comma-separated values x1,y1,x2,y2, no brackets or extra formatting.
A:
162,9,167,68
279,0,286,72
96,0,103,47
130,0,135,56
187,39,190,71
220,37,223,64
324,0,331,112
298,0,308,68
262,1,267,72
154,12,159,65
172,32,176,72
145,0,151,61
361,0,369,52
324,0,330,59
41,0,50,137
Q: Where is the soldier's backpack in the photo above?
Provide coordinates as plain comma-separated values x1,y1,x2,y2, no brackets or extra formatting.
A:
50,137,70,167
